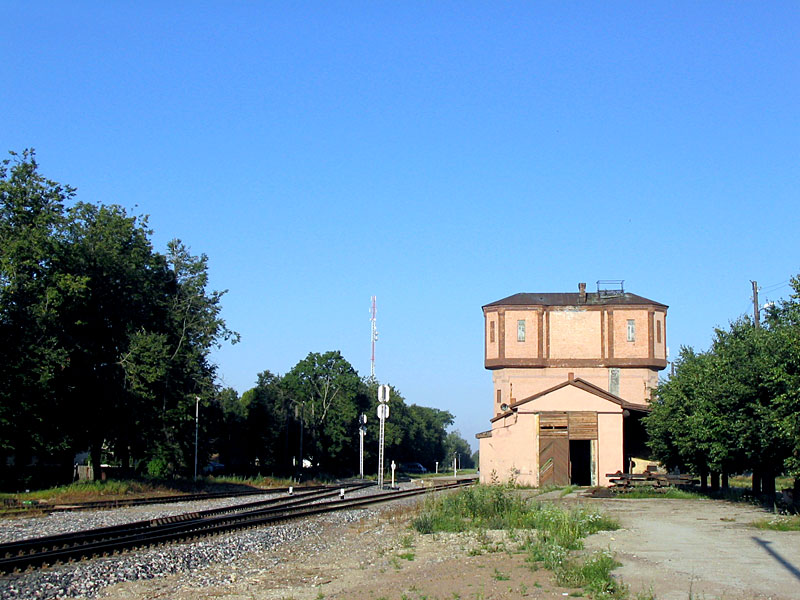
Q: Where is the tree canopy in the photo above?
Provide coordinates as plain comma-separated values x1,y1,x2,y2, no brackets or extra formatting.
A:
0,150,469,487
0,150,237,486
645,276,800,497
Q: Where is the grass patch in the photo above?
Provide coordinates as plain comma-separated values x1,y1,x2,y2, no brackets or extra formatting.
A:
411,485,618,537
612,487,700,500
753,514,800,531
492,568,510,581
0,474,325,506
0,479,177,503
412,485,622,598
552,550,625,598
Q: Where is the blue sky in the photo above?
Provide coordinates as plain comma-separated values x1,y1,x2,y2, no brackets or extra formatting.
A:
3,3,799,450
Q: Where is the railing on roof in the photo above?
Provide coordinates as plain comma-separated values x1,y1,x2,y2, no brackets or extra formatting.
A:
596,280,625,298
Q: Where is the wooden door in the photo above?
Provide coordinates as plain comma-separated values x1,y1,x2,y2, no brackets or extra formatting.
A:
539,434,569,486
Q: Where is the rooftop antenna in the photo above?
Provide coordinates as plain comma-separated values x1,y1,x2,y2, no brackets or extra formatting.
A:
370,296,378,378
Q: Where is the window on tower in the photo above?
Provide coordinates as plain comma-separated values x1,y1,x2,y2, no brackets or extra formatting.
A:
517,320,526,342
627,319,635,342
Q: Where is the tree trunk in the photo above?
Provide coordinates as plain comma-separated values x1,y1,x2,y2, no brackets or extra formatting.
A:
752,469,761,495
699,466,708,491
710,471,720,491
90,438,103,481
721,470,729,491
118,444,131,478
762,468,776,505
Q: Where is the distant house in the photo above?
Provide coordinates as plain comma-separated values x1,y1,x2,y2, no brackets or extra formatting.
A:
476,282,668,487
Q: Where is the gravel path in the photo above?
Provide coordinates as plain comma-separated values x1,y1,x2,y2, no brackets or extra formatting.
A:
580,496,800,600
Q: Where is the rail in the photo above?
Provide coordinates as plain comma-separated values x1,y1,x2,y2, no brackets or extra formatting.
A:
0,479,474,573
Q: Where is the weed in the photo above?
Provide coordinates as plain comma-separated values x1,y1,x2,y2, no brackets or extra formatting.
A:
753,514,800,530
552,550,626,598
492,568,510,581
400,533,415,548
397,551,415,561
519,582,528,595
560,485,578,497
389,556,401,570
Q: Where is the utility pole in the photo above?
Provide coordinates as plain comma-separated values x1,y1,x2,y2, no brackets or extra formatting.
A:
370,296,378,378
377,384,390,489
358,413,367,479
194,396,200,480
298,401,304,476
751,280,760,329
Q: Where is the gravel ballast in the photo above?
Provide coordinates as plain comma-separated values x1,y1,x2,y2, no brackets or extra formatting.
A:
0,487,399,600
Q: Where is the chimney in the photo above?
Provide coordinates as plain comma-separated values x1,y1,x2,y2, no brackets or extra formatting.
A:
578,282,587,303
568,372,575,381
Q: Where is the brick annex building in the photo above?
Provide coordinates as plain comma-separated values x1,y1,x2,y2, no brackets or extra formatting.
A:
476,282,668,487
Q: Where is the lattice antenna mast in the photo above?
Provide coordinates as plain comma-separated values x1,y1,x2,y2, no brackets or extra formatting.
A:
370,296,378,378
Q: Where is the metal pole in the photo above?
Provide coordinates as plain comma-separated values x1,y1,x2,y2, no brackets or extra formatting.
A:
194,396,199,480
378,412,385,489
377,385,390,489
359,427,364,478
299,402,304,474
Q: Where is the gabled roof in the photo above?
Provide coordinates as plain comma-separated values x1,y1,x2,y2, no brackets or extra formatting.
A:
483,292,667,309
490,377,650,423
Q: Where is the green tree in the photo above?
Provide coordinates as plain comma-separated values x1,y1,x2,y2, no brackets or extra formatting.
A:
0,151,238,484
645,348,716,487
360,378,453,472
0,150,82,480
56,202,171,478
240,371,290,474
142,240,238,477
444,430,475,469
647,293,800,499
283,351,366,475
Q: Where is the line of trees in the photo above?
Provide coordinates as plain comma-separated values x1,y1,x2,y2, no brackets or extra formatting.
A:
209,351,474,479
0,151,472,488
645,277,800,499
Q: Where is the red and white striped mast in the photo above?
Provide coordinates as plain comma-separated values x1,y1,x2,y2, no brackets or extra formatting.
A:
370,296,378,378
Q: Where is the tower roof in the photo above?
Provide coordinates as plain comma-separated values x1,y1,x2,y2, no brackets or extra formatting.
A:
483,292,667,309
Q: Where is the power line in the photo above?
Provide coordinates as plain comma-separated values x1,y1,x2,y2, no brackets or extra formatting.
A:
761,280,790,293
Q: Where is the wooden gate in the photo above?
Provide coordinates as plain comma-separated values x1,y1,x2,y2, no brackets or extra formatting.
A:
539,413,569,486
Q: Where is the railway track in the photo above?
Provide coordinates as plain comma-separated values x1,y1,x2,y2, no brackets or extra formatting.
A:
0,483,354,516
0,479,474,574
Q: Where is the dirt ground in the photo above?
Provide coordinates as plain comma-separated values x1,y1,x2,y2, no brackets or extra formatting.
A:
96,492,800,600
580,495,800,600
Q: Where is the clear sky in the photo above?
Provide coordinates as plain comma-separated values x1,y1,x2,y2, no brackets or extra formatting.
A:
3,3,799,450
